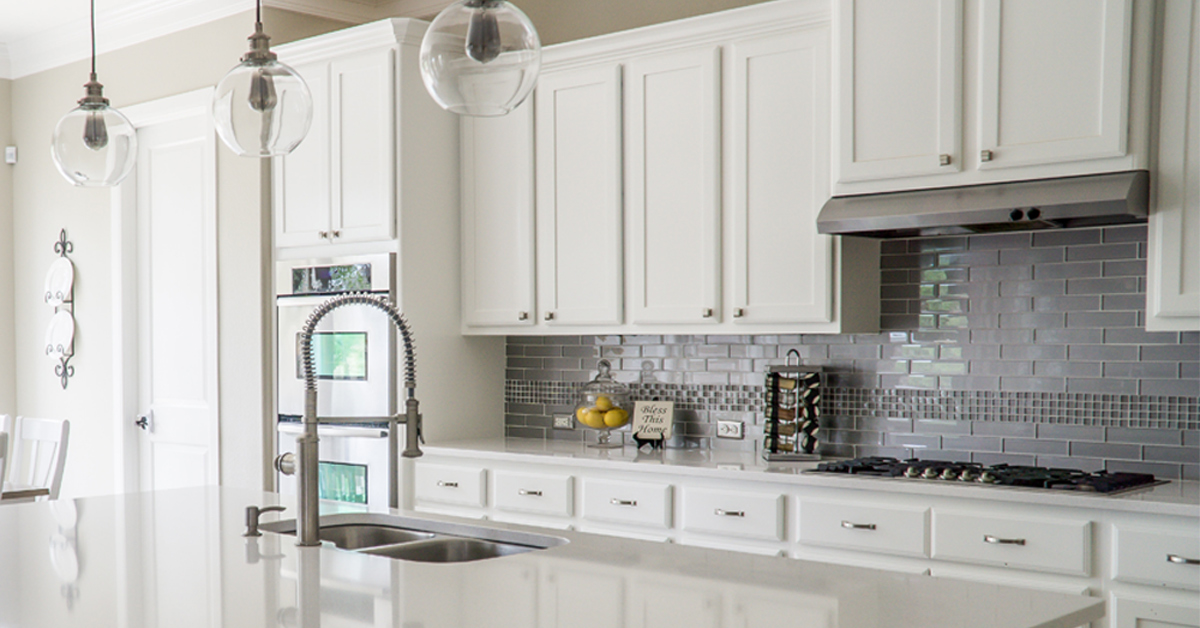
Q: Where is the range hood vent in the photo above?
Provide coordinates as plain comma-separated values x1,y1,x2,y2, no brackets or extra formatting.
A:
817,170,1149,238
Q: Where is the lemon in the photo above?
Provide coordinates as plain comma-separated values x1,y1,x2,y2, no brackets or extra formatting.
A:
594,395,614,411
575,406,588,422
582,409,607,428
603,408,629,428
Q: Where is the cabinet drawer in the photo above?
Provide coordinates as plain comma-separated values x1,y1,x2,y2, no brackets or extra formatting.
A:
582,478,672,529
681,487,783,541
932,510,1091,576
798,500,928,558
493,470,573,518
1113,524,1200,591
413,464,486,508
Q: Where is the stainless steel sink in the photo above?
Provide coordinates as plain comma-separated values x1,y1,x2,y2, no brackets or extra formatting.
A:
316,524,435,550
361,537,536,562
258,512,567,563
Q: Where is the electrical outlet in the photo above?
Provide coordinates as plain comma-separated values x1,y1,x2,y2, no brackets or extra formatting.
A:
716,420,744,439
553,414,575,429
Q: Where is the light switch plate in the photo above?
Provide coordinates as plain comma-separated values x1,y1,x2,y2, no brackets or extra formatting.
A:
4,146,15,164
553,414,574,429
716,420,744,439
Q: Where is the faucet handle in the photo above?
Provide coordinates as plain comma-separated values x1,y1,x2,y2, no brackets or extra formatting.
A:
244,505,287,537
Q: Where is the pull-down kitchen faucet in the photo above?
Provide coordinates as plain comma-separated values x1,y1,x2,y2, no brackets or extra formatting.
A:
276,292,423,547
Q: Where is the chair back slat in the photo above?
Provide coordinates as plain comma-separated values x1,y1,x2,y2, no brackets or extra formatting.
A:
0,431,8,488
9,417,70,500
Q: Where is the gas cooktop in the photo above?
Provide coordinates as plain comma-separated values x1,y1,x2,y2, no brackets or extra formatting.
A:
809,456,1166,494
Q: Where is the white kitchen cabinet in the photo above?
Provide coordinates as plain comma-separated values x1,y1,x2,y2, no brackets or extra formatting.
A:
462,561,540,628
541,566,626,628
413,464,487,509
728,26,878,329
1147,0,1200,332
833,0,962,183
679,486,784,542
798,499,929,558
975,0,1133,170
460,99,537,328
931,510,1092,577
581,477,673,530
1112,524,1200,591
535,64,625,327
833,0,1153,193
626,47,722,325
1111,593,1200,628
493,469,574,518
274,48,395,248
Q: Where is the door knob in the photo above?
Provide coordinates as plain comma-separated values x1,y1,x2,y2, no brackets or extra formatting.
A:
135,413,151,431
980,149,994,162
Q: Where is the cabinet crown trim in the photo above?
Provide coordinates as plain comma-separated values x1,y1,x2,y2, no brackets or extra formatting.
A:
276,18,427,63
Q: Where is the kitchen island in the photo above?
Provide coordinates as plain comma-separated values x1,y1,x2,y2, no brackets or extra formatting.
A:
0,486,1102,628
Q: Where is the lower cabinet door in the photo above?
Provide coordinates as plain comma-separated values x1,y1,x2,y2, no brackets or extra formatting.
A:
1111,593,1200,628
582,478,673,529
932,510,1092,576
541,566,626,628
680,487,784,541
462,561,539,628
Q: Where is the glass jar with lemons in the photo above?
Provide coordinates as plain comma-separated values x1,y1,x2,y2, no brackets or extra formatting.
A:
575,359,631,448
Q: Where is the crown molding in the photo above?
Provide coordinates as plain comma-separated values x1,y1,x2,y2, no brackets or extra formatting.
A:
265,0,453,22
6,0,249,80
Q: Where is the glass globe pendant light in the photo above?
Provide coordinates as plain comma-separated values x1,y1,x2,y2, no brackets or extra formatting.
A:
212,0,312,157
419,0,541,116
51,0,137,187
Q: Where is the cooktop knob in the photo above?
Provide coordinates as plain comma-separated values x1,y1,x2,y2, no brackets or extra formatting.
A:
922,467,940,479
959,469,978,482
904,467,922,478
977,471,998,484
940,468,959,481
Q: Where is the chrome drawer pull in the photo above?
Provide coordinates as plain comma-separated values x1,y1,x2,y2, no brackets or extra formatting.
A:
518,489,542,497
715,509,745,517
841,521,876,530
436,480,458,488
984,535,1025,546
611,499,638,507
1167,554,1200,565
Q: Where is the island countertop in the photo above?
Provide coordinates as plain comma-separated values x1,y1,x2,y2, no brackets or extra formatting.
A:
0,486,1103,628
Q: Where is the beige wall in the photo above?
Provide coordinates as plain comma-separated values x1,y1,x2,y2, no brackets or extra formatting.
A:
9,9,348,498
521,0,773,45
0,79,12,418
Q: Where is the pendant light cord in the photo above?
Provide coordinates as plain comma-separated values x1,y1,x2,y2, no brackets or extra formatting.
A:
90,0,96,77
256,0,262,26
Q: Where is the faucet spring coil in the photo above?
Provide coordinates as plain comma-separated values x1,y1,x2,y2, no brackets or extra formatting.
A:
299,292,417,394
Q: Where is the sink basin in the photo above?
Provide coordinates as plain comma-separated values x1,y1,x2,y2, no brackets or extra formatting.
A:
258,512,567,563
317,524,435,550
361,537,536,563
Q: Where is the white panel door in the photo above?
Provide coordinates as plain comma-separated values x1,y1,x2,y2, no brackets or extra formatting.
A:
274,60,331,248
541,567,625,628
1147,0,1200,331
976,0,1132,169
626,47,721,325
535,65,624,326
729,27,834,325
331,48,396,243
834,0,962,183
461,98,537,327
134,102,220,492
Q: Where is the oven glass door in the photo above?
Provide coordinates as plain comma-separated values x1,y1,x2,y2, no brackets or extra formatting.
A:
277,295,395,419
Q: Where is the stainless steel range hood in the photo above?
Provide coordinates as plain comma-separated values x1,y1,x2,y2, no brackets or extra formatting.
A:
817,170,1149,238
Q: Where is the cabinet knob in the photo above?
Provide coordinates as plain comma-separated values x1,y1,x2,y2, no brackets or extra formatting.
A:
518,311,529,321
939,154,952,166
733,308,745,318
544,312,555,321
317,231,329,239
980,149,994,162
702,308,714,318
330,230,341,239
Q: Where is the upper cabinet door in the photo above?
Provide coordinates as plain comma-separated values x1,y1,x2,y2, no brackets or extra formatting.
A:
330,49,396,243
976,0,1132,170
730,28,833,325
1147,0,1200,331
535,65,624,326
626,47,721,325
461,99,537,328
275,61,331,248
834,0,962,183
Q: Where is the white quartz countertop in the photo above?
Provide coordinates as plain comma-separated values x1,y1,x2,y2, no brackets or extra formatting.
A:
423,438,1200,518
0,486,1103,628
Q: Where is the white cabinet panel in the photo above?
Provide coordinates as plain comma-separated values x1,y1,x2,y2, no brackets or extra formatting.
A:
330,50,395,243
729,27,836,325
1147,0,1200,331
932,510,1091,576
626,47,721,325
462,561,538,628
976,0,1132,170
541,567,626,628
834,0,962,183
1113,525,1200,591
582,477,672,529
461,99,536,328
535,65,624,326
632,578,722,628
493,469,574,518
1111,594,1200,628
275,61,331,249
798,500,929,558
680,486,783,542
413,464,486,508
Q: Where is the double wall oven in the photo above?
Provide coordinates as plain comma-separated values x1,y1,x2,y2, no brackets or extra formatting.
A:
275,254,396,507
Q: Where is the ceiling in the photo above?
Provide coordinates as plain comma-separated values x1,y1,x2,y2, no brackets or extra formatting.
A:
0,0,448,79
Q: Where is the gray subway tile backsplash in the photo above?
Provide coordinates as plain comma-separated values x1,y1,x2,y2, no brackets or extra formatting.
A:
504,226,1200,476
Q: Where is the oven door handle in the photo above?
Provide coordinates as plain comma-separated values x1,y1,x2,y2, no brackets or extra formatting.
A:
277,423,388,439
